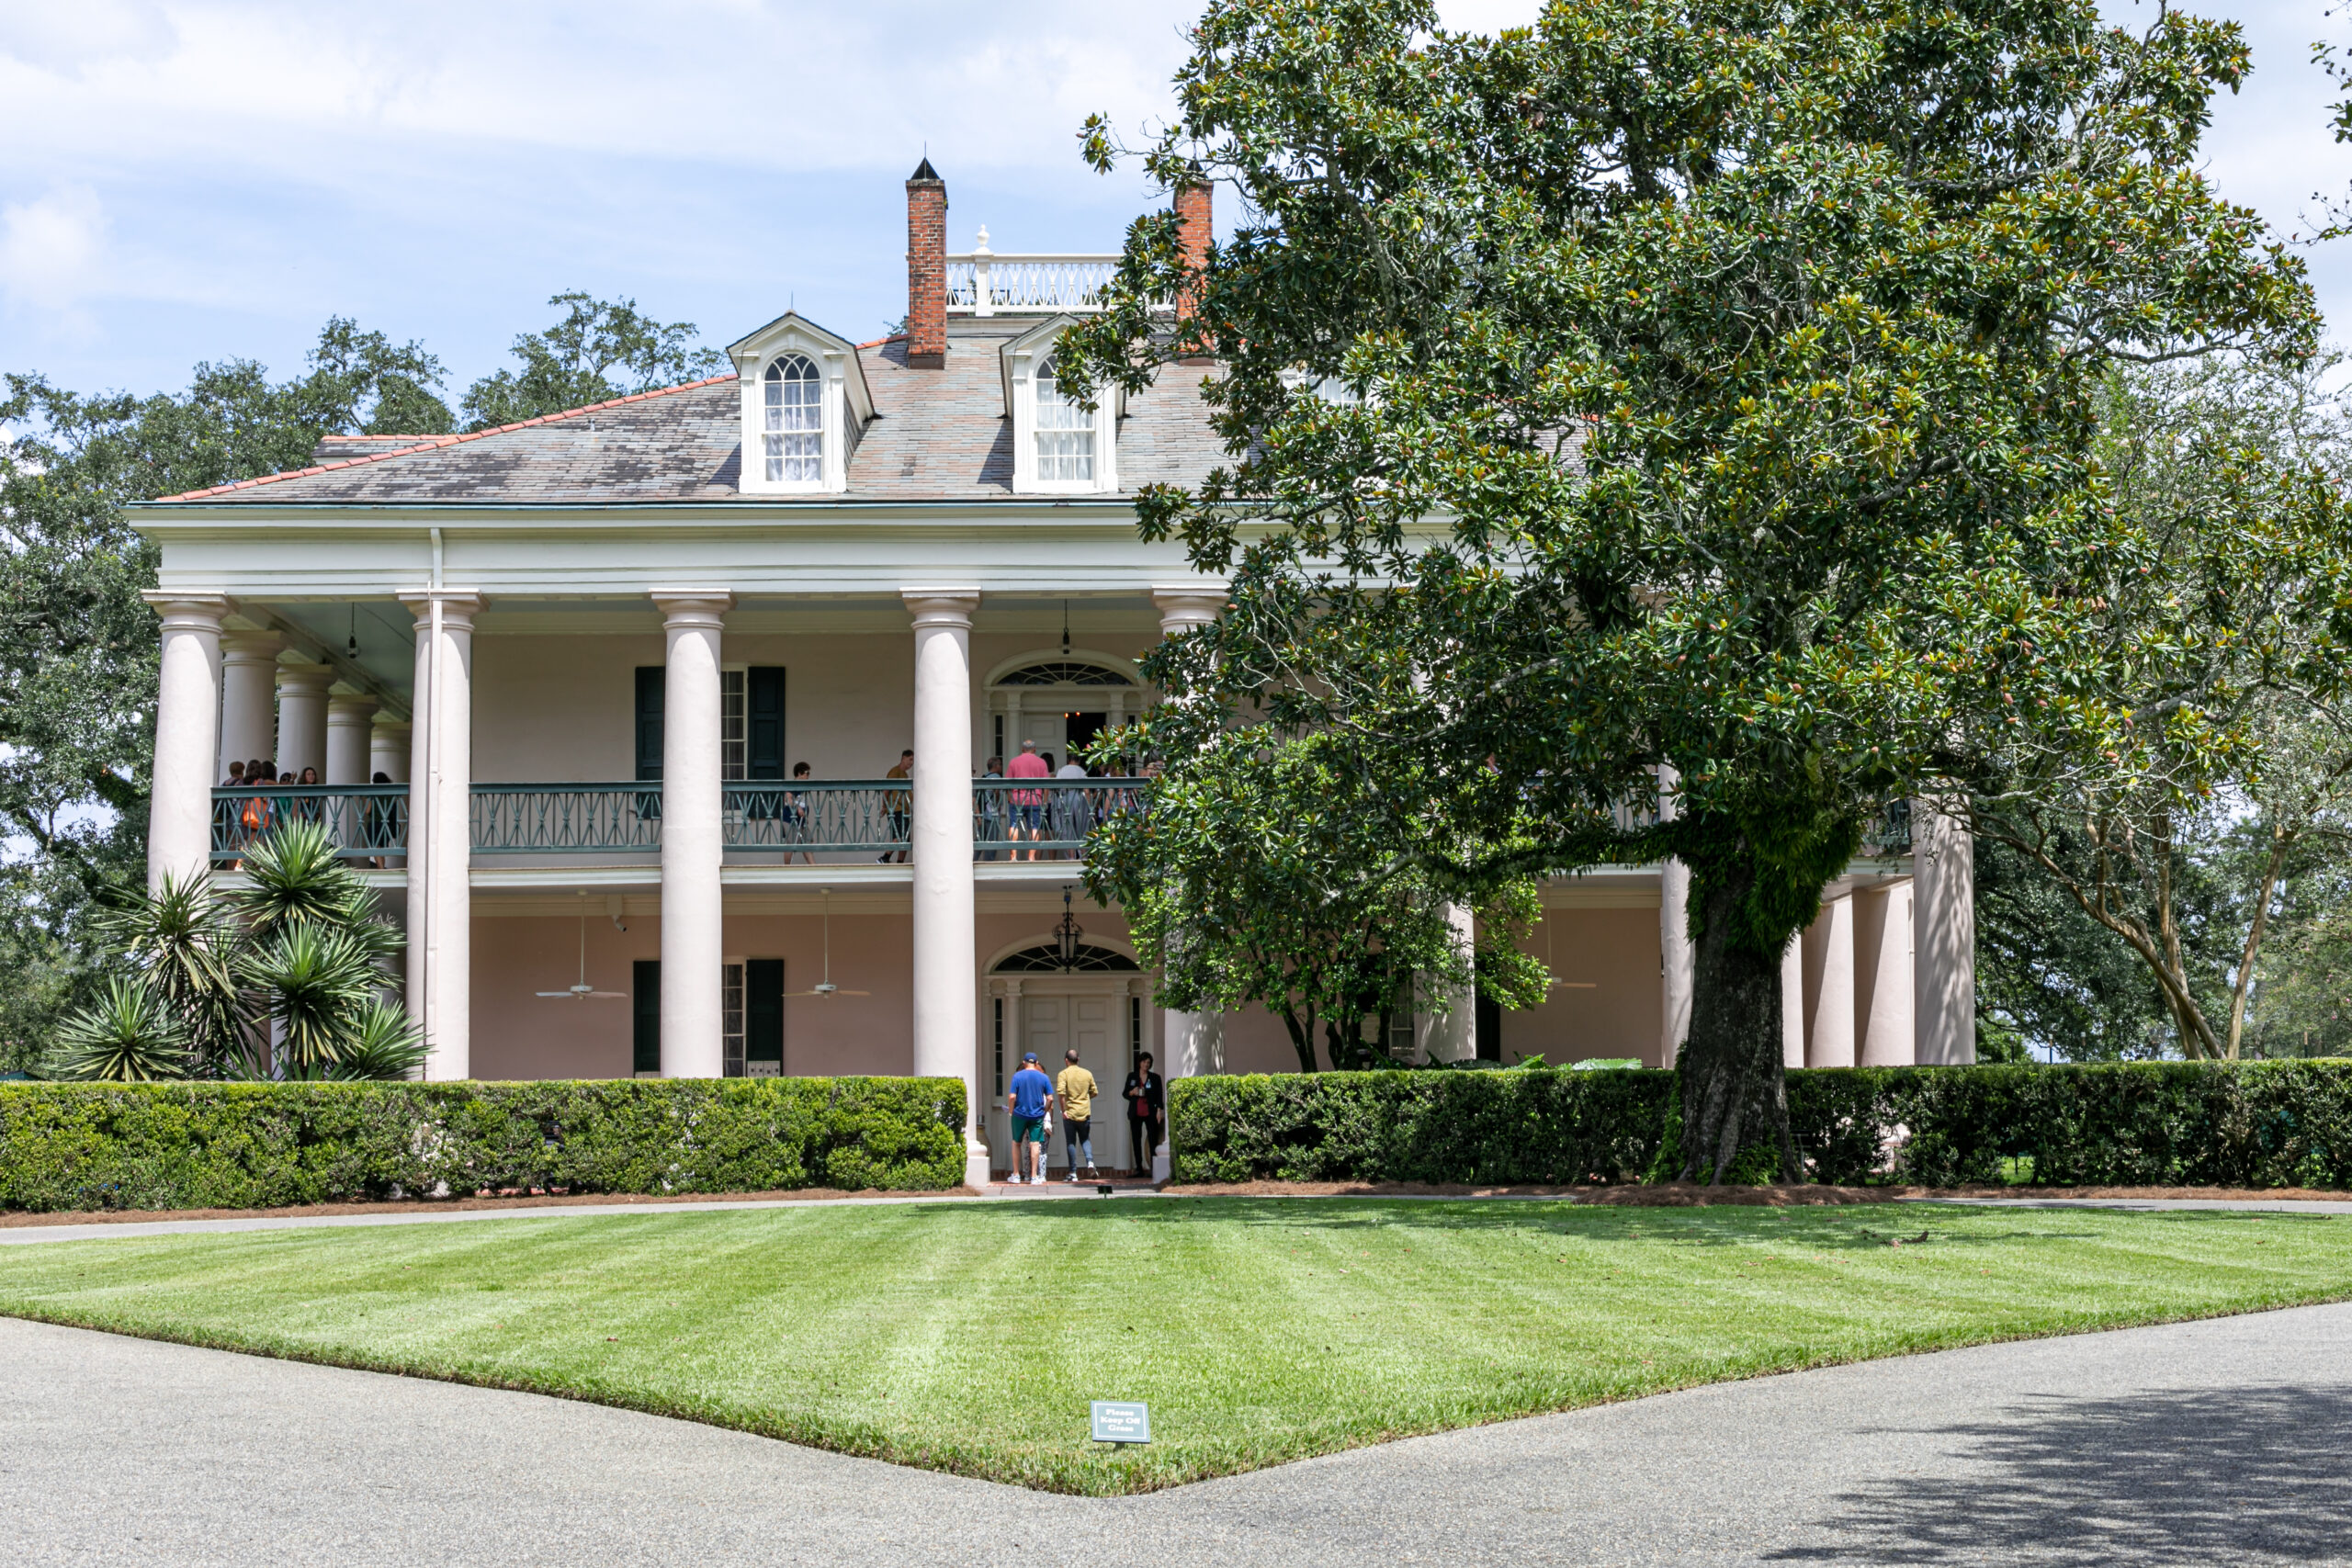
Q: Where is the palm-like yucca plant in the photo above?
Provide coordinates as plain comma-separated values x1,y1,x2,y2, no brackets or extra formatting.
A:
92,869,243,1066
237,999,430,1082
243,923,380,1069
234,820,363,937
46,977,192,1081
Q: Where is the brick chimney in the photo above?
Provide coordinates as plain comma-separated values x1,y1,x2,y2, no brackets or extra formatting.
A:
906,158,947,367
1175,164,1213,359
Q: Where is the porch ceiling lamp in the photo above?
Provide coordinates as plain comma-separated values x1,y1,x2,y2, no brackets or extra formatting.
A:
1055,886,1085,973
1061,599,1070,658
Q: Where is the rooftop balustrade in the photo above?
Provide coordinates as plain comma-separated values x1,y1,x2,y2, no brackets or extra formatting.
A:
944,236,1133,317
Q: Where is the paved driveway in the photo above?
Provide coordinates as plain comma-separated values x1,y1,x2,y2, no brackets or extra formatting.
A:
4,1300,2346,1566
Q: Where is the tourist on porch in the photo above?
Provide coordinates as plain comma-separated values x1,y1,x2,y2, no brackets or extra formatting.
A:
882,749,913,863
1006,1051,1056,1185
978,756,1004,860
1124,1053,1164,1179
1056,1047,1099,1182
1005,739,1051,862
785,761,815,864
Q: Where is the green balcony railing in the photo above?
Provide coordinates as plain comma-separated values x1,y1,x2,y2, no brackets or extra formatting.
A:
211,785,407,861
723,782,908,855
471,784,662,853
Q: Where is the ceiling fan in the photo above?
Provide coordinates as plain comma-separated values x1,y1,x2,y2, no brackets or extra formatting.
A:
785,887,868,998
538,905,625,1001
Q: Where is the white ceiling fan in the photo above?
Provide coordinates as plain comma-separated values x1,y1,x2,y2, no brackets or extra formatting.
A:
538,904,626,1001
785,887,868,998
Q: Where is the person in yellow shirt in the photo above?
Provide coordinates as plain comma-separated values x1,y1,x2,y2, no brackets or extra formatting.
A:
1054,1048,1100,1182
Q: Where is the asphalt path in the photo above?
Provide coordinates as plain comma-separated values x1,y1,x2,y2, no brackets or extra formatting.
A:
2,1300,2346,1566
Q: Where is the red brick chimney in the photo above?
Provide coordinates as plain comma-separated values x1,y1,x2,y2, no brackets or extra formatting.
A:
906,157,947,367
1175,164,1213,358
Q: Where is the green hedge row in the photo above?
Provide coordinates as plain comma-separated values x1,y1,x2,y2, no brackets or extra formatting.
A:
0,1077,968,1213
1169,1061,2352,1189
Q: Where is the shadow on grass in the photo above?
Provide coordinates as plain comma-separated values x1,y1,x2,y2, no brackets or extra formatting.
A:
1769,1383,2352,1564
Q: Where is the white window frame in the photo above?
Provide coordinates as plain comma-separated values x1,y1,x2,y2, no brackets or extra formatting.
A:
720,665,748,782
723,957,747,1078
1005,325,1119,495
761,354,823,485
729,315,869,497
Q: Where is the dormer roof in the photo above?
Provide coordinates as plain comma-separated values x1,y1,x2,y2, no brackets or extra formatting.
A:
726,310,876,429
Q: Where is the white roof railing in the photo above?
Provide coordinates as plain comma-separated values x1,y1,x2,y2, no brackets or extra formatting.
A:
946,227,1125,315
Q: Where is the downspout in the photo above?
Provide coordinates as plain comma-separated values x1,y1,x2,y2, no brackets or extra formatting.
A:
423,527,444,1075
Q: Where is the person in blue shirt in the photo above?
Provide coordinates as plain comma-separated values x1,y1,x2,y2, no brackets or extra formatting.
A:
1005,1052,1057,1185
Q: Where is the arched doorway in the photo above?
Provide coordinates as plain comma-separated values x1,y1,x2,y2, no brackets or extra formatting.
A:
983,940,1152,1176
985,656,1139,771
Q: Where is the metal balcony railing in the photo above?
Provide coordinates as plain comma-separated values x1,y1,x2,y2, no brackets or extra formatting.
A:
210,785,407,861
723,782,909,854
472,784,662,854
972,778,1149,856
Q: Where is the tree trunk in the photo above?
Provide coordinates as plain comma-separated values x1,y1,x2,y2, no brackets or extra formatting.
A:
1677,860,1805,1185
1276,1000,1321,1073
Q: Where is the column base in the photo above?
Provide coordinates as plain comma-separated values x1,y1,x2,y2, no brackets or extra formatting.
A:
1152,1144,1171,1184
964,1139,992,1189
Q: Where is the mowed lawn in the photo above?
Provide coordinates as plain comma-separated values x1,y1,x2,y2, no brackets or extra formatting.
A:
2,1197,2346,1493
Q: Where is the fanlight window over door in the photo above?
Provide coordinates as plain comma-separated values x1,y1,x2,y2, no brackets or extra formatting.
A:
763,355,822,482
1034,356,1094,482
993,943,1140,974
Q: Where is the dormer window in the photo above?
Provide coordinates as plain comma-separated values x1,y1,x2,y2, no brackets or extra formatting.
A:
763,355,822,482
1002,320,1120,494
729,313,872,497
1034,356,1095,482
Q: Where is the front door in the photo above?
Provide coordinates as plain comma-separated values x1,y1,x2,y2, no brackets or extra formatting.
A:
1018,712,1066,770
1023,990,1124,1173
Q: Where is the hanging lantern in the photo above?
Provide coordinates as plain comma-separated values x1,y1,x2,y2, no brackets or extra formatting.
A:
1055,885,1085,972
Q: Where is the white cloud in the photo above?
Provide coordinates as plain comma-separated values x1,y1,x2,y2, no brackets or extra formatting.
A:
0,186,107,313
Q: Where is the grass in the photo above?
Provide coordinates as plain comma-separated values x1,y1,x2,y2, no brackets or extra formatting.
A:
1,1196,2347,1494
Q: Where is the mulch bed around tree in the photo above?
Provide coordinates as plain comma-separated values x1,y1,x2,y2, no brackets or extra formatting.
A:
0,1187,985,1228
1160,1180,2352,1204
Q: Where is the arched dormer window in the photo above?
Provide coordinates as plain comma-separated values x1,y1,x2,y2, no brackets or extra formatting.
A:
1034,355,1095,483
763,355,821,483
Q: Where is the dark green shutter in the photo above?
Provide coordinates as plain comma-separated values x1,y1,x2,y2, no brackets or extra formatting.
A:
746,958,784,1066
634,667,664,781
748,667,786,780
1475,987,1502,1062
632,961,662,1074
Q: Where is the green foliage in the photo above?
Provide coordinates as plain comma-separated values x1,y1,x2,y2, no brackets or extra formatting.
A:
43,977,189,1083
1172,1062,2352,1190
1974,832,2177,1060
458,292,727,430
1061,0,2320,1178
1168,1068,1676,1183
0,1077,968,1212
1085,730,1546,1070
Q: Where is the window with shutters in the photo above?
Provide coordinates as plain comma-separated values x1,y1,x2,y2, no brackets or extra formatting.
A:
721,670,746,780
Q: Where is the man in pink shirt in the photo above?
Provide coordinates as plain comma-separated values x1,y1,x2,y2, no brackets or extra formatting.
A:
1004,739,1052,862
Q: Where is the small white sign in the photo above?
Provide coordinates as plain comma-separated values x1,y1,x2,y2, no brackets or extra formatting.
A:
746,1062,779,1077
1090,1400,1150,1444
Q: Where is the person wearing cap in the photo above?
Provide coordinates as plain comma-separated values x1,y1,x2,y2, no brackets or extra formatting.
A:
1005,1051,1057,1185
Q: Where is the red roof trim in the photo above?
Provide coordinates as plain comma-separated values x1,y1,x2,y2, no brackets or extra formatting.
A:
857,333,909,350
153,374,740,502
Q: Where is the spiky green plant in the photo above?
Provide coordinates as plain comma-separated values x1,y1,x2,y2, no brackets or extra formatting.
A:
233,819,365,936
47,976,192,1081
242,923,380,1069
93,869,244,1066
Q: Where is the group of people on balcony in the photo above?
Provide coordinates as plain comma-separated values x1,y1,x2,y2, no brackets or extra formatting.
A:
217,759,401,859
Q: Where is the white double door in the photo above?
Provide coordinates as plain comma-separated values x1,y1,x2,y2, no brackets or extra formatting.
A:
1021,988,1125,1172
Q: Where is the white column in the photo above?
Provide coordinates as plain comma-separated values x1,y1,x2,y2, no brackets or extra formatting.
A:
401,592,481,1080
1802,894,1857,1068
1151,584,1227,639
1150,584,1227,1177
217,630,283,778
142,593,229,891
653,592,731,1080
904,590,987,1184
1657,764,1692,1068
1421,903,1478,1063
1913,799,1977,1064
1855,882,1916,1066
274,664,333,780
325,694,379,785
370,719,411,784
1781,934,1806,1068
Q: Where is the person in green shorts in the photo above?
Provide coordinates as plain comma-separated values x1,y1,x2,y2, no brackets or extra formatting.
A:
1005,1052,1056,1185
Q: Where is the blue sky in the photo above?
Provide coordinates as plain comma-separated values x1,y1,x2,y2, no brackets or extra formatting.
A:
2,0,2347,404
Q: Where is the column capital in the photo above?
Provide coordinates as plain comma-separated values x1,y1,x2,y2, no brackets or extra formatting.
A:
651,590,735,629
141,592,232,631
901,587,981,628
372,716,412,736
327,693,380,720
1150,582,1227,634
274,662,335,696
398,591,485,630
219,630,287,662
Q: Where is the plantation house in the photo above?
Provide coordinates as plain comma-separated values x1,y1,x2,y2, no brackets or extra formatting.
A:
132,162,1976,1185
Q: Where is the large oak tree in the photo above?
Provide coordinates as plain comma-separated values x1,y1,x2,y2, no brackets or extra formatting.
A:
1061,0,2319,1178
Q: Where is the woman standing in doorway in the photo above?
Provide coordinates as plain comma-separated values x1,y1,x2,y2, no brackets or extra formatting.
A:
1124,1052,1165,1179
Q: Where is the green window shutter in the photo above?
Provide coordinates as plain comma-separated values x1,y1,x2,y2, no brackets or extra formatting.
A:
748,667,786,781
745,958,784,1065
635,667,664,782
632,960,662,1074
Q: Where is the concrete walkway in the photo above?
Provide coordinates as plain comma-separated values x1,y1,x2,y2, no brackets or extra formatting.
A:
3,1303,2346,1566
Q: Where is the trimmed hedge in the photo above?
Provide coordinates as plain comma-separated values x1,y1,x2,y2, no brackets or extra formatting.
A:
1170,1061,2352,1190
0,1077,968,1213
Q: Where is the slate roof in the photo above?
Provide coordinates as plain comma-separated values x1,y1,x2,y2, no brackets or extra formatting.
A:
155,319,1227,506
